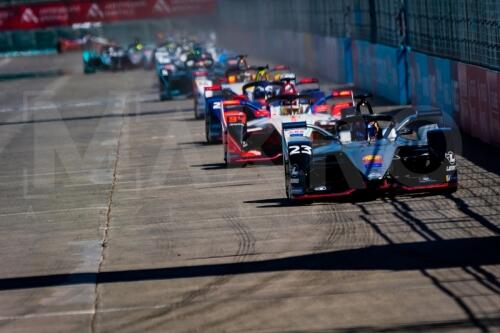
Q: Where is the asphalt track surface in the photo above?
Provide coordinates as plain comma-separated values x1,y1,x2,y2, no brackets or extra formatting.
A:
0,53,499,333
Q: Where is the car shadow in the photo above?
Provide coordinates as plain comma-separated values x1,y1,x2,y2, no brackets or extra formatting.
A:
180,141,213,147
191,163,227,170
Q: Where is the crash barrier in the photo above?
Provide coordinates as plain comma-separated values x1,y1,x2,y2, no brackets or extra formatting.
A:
0,29,60,53
410,51,500,148
0,16,209,55
218,28,500,148
351,40,407,105
0,0,216,54
0,0,215,31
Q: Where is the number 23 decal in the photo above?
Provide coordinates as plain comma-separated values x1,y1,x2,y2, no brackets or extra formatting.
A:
289,145,312,155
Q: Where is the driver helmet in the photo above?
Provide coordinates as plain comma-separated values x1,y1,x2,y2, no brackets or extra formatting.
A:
281,99,301,115
253,86,266,100
367,121,381,141
265,85,276,99
256,65,269,81
280,73,297,95
237,55,248,70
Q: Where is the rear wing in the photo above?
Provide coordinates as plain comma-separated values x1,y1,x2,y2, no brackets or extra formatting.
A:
282,121,307,130
297,78,320,90
204,85,239,100
267,94,313,105
282,121,308,141
204,84,222,98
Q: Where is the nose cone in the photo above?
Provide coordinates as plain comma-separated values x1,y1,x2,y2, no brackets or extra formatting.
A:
345,141,396,180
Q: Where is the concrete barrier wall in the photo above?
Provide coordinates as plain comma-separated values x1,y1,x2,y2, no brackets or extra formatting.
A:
410,51,500,147
351,40,408,105
219,28,500,148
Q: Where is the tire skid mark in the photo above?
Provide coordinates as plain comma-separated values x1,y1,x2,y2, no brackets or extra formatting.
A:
312,204,346,252
148,213,273,329
225,212,256,257
153,217,173,257
127,212,257,332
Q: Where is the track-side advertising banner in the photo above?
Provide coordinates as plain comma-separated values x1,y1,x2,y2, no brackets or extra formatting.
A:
0,0,215,31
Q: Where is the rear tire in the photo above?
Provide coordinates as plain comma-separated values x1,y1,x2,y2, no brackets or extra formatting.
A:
441,186,458,195
205,122,211,143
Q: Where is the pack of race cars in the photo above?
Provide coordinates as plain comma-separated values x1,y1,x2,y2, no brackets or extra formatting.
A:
82,38,156,73
86,36,459,202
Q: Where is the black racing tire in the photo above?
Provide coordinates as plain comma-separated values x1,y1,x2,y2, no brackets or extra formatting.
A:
284,161,291,200
205,122,210,143
441,186,458,195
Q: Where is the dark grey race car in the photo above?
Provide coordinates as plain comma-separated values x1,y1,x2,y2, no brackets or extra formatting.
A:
282,106,459,201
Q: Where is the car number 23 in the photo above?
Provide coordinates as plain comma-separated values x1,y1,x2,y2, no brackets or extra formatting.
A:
289,145,312,155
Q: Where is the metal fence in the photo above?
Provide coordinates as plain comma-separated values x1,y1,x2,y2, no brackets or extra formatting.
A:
406,0,500,69
217,0,499,70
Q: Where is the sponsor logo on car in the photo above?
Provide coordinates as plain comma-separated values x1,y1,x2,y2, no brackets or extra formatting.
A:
445,151,456,165
362,154,383,168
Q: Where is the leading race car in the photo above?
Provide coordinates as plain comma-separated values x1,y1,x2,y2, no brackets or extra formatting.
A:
282,105,458,201
221,94,336,167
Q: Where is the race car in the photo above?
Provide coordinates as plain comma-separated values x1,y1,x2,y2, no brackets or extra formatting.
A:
83,45,128,73
282,105,458,201
127,40,146,67
269,65,293,81
204,66,262,141
157,58,195,100
58,37,87,53
192,53,233,119
192,60,218,119
221,94,336,167
311,89,355,117
204,86,261,143
142,44,156,70
241,80,283,107
296,78,325,103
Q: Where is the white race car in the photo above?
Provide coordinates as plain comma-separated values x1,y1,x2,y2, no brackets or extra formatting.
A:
221,94,336,166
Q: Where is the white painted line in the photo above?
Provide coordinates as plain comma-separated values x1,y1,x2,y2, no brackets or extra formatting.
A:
0,304,173,321
0,206,107,218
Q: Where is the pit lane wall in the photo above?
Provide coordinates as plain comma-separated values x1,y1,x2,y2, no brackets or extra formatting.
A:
218,29,500,148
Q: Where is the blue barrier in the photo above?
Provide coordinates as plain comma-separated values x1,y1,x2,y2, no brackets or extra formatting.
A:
344,38,353,83
352,40,408,104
